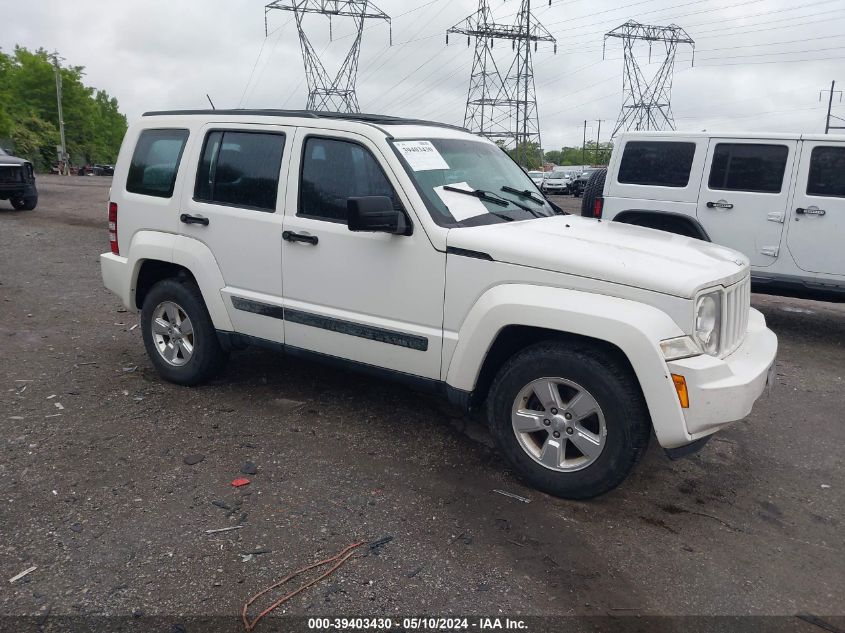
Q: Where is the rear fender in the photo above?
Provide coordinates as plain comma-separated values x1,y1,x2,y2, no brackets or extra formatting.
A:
127,231,233,331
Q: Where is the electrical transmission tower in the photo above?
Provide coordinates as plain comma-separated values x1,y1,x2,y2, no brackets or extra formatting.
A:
448,0,555,165
265,0,391,113
604,21,694,138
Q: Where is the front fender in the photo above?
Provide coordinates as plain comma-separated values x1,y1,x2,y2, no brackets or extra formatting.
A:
445,284,692,448
127,231,233,331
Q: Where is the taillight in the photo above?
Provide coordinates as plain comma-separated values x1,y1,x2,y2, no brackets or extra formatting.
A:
592,197,604,219
108,202,119,255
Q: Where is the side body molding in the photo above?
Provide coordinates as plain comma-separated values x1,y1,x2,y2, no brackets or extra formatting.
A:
444,284,691,448
127,231,233,331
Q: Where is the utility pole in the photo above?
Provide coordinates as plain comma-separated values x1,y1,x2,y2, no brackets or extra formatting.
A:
265,0,391,112
582,120,587,164
51,53,68,175
820,80,844,133
448,0,556,162
604,21,694,138
594,119,603,164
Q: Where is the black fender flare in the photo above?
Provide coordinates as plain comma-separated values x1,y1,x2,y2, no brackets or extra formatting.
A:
613,209,711,241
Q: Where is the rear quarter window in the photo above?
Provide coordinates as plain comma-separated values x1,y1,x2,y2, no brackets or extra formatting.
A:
807,146,845,198
617,141,697,187
126,129,189,198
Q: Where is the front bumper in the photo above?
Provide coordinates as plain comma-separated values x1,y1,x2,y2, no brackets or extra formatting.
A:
666,308,777,441
0,182,37,199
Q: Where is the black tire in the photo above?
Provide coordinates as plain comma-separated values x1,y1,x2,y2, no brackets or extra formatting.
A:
140,278,228,386
580,168,607,217
11,196,37,211
486,340,650,499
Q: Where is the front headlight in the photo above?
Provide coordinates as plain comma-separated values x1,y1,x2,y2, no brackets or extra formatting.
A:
695,291,722,355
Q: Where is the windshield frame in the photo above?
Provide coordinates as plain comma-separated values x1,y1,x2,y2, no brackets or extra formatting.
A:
388,136,555,228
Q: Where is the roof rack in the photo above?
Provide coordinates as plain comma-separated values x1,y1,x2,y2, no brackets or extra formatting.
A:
141,109,468,133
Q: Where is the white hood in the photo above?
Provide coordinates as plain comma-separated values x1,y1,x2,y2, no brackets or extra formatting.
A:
447,215,749,298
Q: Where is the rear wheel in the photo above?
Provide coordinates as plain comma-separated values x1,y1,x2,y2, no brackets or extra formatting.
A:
486,341,650,499
580,169,607,217
11,196,37,211
141,278,228,385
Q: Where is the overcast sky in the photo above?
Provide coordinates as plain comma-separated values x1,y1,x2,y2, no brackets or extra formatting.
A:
3,0,844,149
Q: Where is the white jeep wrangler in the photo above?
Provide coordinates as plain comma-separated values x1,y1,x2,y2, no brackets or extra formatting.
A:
101,110,777,499
584,131,845,302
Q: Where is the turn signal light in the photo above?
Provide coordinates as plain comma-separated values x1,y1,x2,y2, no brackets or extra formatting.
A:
108,201,119,255
671,374,689,409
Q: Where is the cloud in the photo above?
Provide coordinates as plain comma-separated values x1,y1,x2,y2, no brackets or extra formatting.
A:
2,0,842,151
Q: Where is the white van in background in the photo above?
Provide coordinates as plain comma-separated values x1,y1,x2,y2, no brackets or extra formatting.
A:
584,132,845,301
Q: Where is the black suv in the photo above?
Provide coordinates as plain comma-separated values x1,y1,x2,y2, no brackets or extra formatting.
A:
0,148,38,210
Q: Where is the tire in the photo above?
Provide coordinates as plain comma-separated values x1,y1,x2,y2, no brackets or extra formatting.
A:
580,168,607,217
140,278,228,386
11,196,37,211
486,340,650,499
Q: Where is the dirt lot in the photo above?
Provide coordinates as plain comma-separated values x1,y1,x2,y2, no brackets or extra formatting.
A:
1,176,844,628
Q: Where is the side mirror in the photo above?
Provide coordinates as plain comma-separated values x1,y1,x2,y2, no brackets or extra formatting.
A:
347,196,411,235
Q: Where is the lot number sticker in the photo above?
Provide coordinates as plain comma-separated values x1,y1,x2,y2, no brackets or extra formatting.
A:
394,140,449,171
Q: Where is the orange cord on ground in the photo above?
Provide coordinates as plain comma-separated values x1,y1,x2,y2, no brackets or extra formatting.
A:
242,541,365,631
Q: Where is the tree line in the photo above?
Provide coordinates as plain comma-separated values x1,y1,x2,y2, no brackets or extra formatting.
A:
0,46,127,171
504,141,614,170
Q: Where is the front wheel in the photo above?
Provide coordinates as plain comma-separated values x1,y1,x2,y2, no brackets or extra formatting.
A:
11,196,37,211
486,341,651,499
141,278,228,386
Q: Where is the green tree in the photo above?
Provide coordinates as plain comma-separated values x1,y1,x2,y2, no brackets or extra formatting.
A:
508,141,543,170
0,46,127,170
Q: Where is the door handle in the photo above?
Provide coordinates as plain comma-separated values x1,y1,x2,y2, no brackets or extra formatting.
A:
706,201,734,210
180,213,209,226
282,230,318,245
795,207,826,216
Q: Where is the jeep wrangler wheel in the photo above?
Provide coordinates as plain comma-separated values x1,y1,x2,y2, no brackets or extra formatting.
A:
141,278,228,386
11,196,37,211
486,341,650,499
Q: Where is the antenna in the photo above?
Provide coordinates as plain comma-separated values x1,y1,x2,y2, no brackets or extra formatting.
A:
265,0,391,113
604,20,694,138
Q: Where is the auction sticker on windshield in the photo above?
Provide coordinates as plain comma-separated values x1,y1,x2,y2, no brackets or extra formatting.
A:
394,140,449,171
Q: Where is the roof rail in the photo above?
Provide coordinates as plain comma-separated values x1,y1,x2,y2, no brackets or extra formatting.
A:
141,109,468,133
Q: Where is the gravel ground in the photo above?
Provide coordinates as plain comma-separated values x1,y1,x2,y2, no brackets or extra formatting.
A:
1,176,843,627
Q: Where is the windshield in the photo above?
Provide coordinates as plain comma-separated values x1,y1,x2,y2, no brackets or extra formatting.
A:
0,148,7,156
550,171,569,179
392,138,556,227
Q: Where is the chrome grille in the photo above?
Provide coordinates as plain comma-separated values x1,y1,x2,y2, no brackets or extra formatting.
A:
721,276,751,357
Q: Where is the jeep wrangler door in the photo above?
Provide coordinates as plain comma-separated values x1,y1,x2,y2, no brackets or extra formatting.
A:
787,140,845,276
696,139,797,268
281,130,446,380
179,123,293,343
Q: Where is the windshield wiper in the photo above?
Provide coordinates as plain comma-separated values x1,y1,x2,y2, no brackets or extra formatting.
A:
443,185,539,220
501,186,544,205
444,185,509,207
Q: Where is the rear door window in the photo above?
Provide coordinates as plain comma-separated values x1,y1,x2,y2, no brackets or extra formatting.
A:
194,130,286,212
708,143,789,193
617,141,696,187
807,146,845,198
126,129,189,198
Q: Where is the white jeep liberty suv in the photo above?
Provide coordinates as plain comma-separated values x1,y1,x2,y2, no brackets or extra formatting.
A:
101,110,777,499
